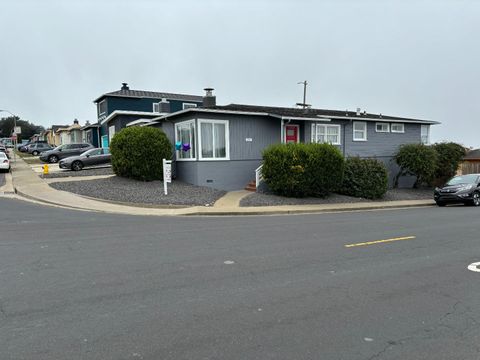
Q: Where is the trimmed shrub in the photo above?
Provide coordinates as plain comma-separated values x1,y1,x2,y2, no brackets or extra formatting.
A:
432,142,466,184
340,157,388,199
262,143,344,197
110,126,172,181
394,143,437,188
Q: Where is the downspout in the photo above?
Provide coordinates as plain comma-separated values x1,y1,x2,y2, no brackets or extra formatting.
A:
280,119,284,143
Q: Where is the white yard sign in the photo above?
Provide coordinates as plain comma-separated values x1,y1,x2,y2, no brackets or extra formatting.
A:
163,159,172,195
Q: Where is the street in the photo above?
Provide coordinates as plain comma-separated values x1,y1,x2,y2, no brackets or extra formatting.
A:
1,198,480,359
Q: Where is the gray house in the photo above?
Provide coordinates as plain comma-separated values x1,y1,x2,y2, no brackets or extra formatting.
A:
148,91,439,191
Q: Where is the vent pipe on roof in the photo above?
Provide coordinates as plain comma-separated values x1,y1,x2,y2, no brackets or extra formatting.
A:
356,108,361,116
121,83,129,90
73,118,79,125
203,88,216,108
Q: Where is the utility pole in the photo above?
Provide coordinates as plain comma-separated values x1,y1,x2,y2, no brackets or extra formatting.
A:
296,80,310,109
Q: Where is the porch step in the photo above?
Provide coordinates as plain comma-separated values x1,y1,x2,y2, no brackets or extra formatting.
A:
245,180,256,192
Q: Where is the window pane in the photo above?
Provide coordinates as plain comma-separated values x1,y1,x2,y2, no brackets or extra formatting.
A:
177,123,195,159
214,123,226,158
201,123,214,158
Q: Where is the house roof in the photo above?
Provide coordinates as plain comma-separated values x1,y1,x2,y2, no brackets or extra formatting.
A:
93,89,204,104
150,103,439,125
80,123,100,130
464,149,480,160
99,110,161,125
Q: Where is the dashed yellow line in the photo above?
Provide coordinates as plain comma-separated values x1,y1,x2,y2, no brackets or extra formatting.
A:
344,236,416,248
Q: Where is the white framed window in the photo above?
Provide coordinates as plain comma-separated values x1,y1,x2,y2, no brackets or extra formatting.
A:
375,122,390,133
98,100,107,115
175,120,196,160
183,103,197,110
198,119,229,160
311,124,341,145
353,121,367,141
153,102,160,113
391,123,405,133
421,125,430,144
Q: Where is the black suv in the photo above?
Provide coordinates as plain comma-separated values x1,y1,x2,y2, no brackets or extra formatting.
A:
434,174,480,206
39,143,95,163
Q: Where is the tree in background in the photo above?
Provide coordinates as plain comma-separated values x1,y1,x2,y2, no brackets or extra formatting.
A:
432,142,466,185
0,116,45,141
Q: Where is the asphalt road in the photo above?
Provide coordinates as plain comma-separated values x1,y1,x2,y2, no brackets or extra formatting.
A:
1,198,480,360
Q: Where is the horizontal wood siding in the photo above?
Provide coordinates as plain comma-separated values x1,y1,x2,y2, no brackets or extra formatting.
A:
345,122,422,157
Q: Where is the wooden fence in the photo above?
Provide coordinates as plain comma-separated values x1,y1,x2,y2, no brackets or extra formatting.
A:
459,161,480,175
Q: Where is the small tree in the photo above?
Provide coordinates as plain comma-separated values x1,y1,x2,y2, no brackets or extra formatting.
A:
432,142,466,184
110,126,172,181
394,143,438,188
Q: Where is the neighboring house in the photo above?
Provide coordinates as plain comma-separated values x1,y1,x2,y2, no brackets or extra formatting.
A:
148,90,439,191
93,83,204,148
459,149,480,175
81,122,100,147
45,125,69,146
56,120,82,145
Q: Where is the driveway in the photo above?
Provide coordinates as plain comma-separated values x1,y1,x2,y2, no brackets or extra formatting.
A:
1,198,480,359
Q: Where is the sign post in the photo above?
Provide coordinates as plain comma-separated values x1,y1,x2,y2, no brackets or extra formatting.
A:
163,159,172,195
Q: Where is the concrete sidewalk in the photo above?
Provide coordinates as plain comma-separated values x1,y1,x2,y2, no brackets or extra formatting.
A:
10,157,436,216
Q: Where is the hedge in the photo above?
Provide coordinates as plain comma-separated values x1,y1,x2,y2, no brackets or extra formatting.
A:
340,157,388,199
394,143,437,188
110,126,172,181
432,142,466,184
262,143,344,197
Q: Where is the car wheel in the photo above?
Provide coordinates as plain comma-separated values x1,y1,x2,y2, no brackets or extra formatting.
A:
71,161,83,171
32,151,39,156
471,192,480,206
436,201,446,207
48,155,59,163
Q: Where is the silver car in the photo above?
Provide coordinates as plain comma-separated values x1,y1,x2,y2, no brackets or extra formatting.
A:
59,148,111,171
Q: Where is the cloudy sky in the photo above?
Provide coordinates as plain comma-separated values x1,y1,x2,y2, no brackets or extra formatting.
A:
1,0,478,146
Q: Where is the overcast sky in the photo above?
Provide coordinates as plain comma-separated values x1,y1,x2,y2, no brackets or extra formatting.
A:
1,0,478,146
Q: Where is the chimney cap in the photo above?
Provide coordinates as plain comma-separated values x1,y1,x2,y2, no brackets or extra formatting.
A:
73,118,79,124
204,88,214,96
121,82,129,90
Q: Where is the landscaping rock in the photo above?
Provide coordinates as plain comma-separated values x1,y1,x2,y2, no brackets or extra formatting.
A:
49,176,226,206
43,167,114,179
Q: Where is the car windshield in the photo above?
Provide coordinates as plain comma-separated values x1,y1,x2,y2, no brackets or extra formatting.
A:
81,149,101,156
446,174,479,186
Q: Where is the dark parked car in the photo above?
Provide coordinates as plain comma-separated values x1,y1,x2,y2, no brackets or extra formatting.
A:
26,143,53,156
434,174,480,206
59,148,111,171
39,143,95,163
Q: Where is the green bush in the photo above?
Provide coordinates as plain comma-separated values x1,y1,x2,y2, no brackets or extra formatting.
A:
110,126,172,181
432,142,466,184
394,143,437,188
340,157,388,199
262,143,344,197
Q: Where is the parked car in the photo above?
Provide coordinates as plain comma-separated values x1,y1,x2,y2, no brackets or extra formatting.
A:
0,152,10,172
19,140,48,152
26,143,53,156
59,148,111,171
434,174,480,206
39,143,95,163
0,146,8,159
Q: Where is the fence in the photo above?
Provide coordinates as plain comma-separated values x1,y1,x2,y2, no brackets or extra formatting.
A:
459,161,480,175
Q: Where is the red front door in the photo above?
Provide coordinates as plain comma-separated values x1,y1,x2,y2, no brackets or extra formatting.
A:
285,125,299,143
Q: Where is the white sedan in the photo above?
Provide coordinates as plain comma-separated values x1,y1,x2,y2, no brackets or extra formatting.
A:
0,152,10,172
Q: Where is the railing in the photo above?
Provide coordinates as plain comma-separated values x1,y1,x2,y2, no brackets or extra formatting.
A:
255,164,264,188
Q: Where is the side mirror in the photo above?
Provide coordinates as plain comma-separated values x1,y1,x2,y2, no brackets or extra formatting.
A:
86,154,90,158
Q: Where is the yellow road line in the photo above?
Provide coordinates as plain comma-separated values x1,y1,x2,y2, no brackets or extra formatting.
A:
345,236,416,248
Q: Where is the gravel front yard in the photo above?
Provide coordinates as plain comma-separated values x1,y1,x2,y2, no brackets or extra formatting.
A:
240,188,433,207
49,176,226,206
43,167,114,179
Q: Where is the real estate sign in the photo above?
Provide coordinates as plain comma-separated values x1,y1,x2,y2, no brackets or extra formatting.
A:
163,159,172,195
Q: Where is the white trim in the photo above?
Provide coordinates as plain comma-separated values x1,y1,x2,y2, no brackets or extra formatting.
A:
421,125,430,144
198,119,230,161
126,119,153,127
391,123,405,133
182,103,198,110
99,110,161,125
153,102,160,113
280,119,284,143
353,121,367,142
316,114,439,125
284,124,300,143
311,124,341,145
174,119,196,161
375,122,390,133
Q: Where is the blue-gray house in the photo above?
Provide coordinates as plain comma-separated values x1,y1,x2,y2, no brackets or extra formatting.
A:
93,83,203,148
148,90,439,191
